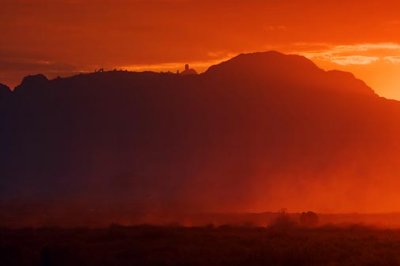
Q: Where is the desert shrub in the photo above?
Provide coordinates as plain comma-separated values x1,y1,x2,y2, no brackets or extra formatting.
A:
299,211,319,228
268,210,297,230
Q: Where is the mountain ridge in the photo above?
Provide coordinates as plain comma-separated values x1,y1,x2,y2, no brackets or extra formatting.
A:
4,51,378,99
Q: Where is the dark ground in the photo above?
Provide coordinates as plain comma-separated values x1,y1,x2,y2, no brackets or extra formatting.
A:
1,224,400,266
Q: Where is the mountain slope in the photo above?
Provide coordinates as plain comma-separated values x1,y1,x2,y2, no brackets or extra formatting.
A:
1,51,400,225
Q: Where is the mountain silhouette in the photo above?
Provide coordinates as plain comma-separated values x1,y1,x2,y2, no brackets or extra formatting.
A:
0,83,11,100
1,51,400,226
13,74,49,96
205,52,376,96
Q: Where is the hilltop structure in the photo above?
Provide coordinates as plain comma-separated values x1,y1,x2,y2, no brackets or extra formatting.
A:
180,64,197,75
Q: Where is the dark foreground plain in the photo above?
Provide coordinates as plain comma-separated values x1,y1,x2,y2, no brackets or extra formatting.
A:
2,224,400,266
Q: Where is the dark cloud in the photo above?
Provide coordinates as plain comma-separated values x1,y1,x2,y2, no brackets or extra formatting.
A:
0,58,77,73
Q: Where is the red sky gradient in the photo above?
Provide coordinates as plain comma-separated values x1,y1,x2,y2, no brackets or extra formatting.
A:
2,0,400,99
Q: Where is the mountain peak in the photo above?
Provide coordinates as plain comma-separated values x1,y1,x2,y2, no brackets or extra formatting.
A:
205,51,320,76
204,51,376,97
14,74,49,94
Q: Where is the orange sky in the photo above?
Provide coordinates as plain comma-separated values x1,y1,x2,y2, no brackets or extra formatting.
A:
1,0,400,99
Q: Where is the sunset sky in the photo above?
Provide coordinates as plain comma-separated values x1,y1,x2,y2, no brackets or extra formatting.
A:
2,0,400,99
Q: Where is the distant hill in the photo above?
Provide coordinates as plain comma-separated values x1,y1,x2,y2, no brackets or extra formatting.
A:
1,51,400,226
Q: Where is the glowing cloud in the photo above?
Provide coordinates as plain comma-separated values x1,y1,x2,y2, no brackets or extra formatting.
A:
329,56,379,65
295,42,400,65
384,56,400,64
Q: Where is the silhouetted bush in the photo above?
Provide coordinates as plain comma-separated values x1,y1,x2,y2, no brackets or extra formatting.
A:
299,211,319,227
268,210,297,230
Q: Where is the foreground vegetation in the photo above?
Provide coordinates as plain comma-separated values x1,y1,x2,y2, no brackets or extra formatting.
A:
1,224,400,266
